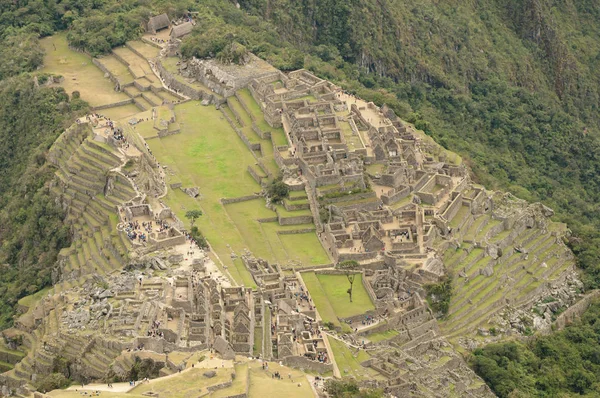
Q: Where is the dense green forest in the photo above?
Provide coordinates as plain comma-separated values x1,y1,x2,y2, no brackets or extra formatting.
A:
0,75,87,327
472,300,600,397
0,0,600,395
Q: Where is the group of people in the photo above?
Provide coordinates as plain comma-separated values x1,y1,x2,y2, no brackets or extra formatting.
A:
315,351,328,363
124,221,148,242
150,37,167,44
147,319,165,338
362,314,375,326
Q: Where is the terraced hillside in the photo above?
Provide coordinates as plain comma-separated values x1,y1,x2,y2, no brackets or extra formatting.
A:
0,30,582,398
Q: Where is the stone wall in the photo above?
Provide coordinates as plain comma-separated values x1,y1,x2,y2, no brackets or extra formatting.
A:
220,107,261,152
92,98,135,111
92,58,118,87
247,166,264,185
553,290,600,331
155,60,212,101
320,191,376,205
277,214,314,225
221,195,261,205
381,186,410,206
277,229,316,235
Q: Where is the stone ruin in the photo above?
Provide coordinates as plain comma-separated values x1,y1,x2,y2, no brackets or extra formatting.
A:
0,47,582,398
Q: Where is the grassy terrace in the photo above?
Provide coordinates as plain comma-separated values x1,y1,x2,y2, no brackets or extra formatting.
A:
18,287,52,313
237,89,288,146
327,336,381,380
143,101,328,286
449,205,470,228
365,329,399,343
302,272,374,330
39,34,131,108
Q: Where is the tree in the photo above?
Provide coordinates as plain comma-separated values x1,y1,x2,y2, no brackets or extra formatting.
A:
336,260,359,303
185,209,203,229
266,177,289,203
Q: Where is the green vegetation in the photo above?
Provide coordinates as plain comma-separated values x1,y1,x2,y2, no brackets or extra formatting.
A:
424,276,453,317
184,209,203,228
365,329,398,343
266,177,289,204
327,336,378,380
335,260,359,303
0,76,86,328
325,378,384,398
471,300,600,397
303,272,374,325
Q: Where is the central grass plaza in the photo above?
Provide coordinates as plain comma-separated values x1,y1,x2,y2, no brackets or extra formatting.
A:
302,272,375,330
141,101,330,285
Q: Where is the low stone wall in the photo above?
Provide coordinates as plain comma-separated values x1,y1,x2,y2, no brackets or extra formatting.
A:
235,92,256,121
320,191,376,205
278,214,314,225
92,98,135,111
258,217,278,223
207,380,233,392
0,351,23,365
247,166,262,184
221,195,260,205
220,107,261,152
92,58,118,86
276,228,315,235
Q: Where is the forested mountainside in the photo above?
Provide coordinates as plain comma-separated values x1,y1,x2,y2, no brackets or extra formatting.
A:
0,0,599,396
0,76,87,327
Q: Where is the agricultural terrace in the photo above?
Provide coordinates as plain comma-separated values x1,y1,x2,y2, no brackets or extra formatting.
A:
326,336,381,380
39,34,132,109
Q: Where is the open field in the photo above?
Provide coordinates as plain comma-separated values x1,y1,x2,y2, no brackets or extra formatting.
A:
142,102,327,286
48,359,314,398
39,34,131,107
326,336,380,380
303,273,374,320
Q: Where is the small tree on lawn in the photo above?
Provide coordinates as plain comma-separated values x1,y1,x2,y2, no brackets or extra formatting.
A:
336,260,359,303
185,209,203,229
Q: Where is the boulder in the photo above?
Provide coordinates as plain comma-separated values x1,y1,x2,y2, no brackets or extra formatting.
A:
203,370,216,378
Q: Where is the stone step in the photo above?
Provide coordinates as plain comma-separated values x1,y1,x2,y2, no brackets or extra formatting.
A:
80,143,120,169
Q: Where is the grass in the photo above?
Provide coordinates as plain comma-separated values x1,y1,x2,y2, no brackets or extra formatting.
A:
18,287,52,312
339,120,364,150
101,104,142,121
126,40,161,59
211,363,249,398
131,367,232,397
95,55,135,85
39,34,130,107
366,329,399,343
315,274,375,318
302,272,374,328
113,46,153,76
327,336,378,380
236,89,288,146
247,361,313,398
301,272,340,328
144,101,327,285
